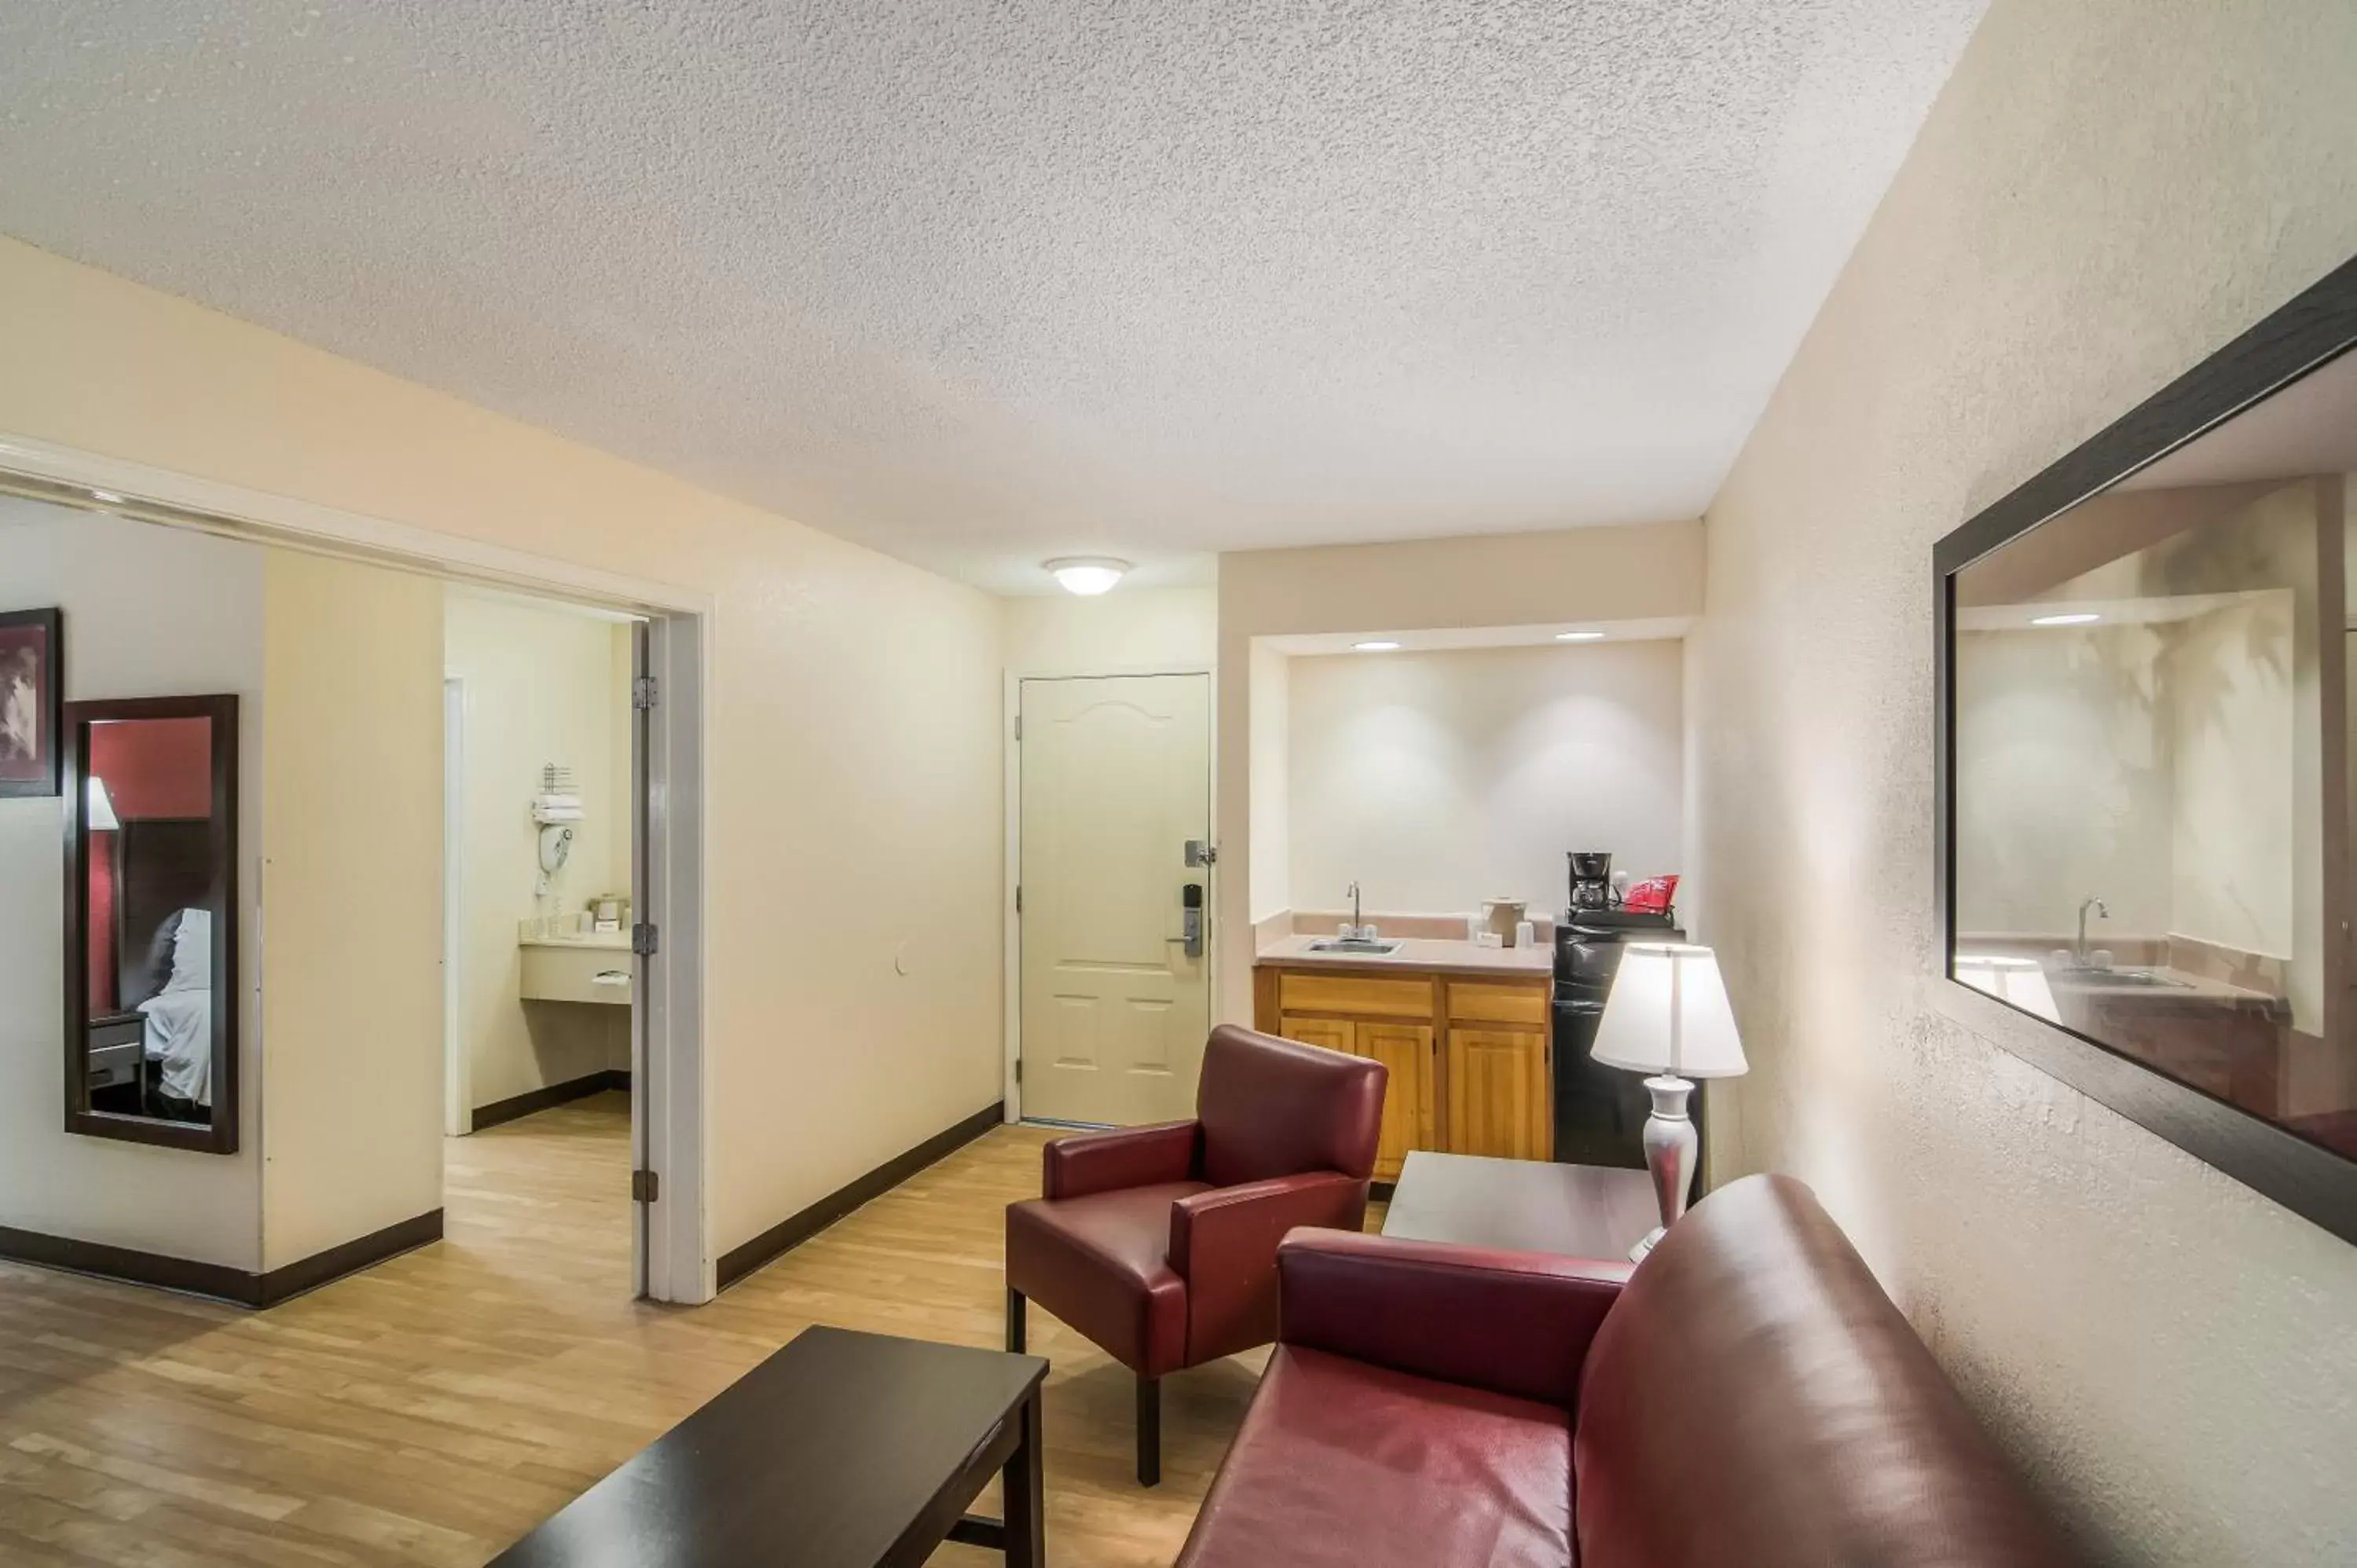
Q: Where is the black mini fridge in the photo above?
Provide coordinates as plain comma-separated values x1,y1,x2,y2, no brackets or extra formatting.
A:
1552,910,1703,1167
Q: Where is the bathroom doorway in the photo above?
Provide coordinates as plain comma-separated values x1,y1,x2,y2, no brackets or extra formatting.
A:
440,587,647,1292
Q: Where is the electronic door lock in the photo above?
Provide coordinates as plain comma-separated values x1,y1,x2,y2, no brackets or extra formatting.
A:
1181,882,1204,959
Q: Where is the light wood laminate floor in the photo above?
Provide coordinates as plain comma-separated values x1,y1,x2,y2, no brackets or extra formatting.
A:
0,1095,1343,1566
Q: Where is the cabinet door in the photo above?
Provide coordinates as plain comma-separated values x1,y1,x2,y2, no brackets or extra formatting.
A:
1278,1015,1356,1057
1446,1028,1552,1162
1354,1020,1435,1182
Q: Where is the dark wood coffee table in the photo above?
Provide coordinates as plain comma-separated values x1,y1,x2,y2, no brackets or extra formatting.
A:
1382,1151,1659,1258
489,1326,1049,1568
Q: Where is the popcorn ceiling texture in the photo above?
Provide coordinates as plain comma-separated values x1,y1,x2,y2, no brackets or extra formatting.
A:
1689,0,2357,1561
0,1,1976,591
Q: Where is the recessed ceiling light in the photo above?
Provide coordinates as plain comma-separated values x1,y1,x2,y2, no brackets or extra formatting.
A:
1353,639,1402,652
1043,557,1129,595
90,489,124,504
1555,630,1605,642
2031,612,2101,626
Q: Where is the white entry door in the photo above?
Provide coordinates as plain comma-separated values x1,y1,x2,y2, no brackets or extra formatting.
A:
1019,674,1211,1126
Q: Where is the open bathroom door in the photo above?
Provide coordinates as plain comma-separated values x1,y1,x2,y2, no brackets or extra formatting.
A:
629,618,652,1299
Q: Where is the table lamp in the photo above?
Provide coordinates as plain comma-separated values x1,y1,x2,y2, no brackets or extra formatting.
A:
1592,943,1747,1261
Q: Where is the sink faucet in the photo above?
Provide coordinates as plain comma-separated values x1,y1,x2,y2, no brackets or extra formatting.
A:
2075,896,2110,964
1347,881,1363,939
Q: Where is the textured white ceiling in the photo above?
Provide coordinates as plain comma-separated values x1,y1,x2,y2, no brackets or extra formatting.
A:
0,2,1982,592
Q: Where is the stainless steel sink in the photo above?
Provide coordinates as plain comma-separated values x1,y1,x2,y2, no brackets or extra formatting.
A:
1307,938,1403,956
2051,965,2188,988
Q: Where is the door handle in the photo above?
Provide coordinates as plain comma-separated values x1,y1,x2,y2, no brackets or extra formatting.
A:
1180,882,1204,959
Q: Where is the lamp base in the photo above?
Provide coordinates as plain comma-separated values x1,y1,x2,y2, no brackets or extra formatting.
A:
1630,1074,1697,1263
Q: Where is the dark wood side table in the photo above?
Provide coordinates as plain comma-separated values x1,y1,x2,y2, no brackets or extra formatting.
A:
489,1326,1049,1568
1382,1150,1659,1258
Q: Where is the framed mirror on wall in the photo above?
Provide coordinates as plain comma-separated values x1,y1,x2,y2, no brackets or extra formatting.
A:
62,694,240,1153
1936,256,2357,1247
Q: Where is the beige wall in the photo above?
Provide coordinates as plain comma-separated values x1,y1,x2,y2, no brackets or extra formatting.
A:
0,236,1007,1268
445,591,633,1112
1685,0,2357,1560
1285,640,1684,920
257,551,445,1269
0,500,266,1269
1001,587,1216,672
1215,522,1701,1020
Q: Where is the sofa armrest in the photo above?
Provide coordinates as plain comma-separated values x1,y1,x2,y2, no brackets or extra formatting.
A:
1278,1229,1632,1408
1042,1119,1201,1199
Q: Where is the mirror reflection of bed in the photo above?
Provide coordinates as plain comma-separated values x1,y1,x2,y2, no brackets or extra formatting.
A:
82,716,221,1126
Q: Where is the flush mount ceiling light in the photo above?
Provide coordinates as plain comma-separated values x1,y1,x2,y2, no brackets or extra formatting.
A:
1043,557,1130,595
2030,611,2102,626
1353,639,1402,652
1555,630,1605,641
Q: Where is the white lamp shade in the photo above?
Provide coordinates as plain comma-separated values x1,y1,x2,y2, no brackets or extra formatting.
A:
1591,943,1748,1079
85,774,121,832
1953,954,2059,1023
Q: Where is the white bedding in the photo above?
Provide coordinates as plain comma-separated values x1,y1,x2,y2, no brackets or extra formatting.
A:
140,908,214,1108
138,988,212,1106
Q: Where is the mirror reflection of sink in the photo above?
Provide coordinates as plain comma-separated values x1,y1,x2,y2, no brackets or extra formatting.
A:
2051,965,2187,988
1307,938,1403,955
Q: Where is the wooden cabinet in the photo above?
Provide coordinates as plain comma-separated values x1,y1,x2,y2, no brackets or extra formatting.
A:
1444,1027,1551,1163
1259,962,1551,1178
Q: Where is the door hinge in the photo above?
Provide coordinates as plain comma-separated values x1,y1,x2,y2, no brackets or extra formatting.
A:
1014,885,1022,914
632,1168,660,1203
632,921,658,956
1014,1058,1024,1084
1013,714,1023,742
632,676,658,710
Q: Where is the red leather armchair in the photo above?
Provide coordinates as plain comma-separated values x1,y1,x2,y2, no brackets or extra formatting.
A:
1003,1024,1386,1485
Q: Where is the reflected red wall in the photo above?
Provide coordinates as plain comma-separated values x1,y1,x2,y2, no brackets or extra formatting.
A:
85,716,214,1013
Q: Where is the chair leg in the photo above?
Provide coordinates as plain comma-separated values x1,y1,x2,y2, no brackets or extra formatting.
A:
1006,1287,1027,1354
1136,1375,1161,1487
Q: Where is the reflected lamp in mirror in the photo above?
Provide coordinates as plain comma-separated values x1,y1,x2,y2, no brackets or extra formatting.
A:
1952,954,2059,1023
84,773,119,831
1592,942,1747,1261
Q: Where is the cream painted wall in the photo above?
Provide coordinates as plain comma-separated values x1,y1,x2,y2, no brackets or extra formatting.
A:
1286,641,1684,919
445,591,633,1112
0,499,266,1269
1686,0,2357,1560
1001,587,1215,671
1246,643,1290,921
1215,522,1702,1021
257,551,444,1269
0,236,1006,1266
2167,599,2296,963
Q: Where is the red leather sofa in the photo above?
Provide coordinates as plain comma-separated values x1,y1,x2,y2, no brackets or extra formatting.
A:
1176,1174,2080,1567
1004,1024,1386,1484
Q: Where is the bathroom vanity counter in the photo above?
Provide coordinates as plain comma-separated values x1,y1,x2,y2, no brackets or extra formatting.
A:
519,930,635,1005
520,929,633,951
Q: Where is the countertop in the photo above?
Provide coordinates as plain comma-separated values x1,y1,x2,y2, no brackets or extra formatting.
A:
519,929,633,951
1255,932,1553,976
2047,965,2287,1015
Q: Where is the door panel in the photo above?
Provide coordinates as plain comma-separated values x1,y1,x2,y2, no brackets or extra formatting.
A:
1277,1015,1356,1057
1354,1020,1433,1181
1446,1027,1552,1161
1019,674,1211,1125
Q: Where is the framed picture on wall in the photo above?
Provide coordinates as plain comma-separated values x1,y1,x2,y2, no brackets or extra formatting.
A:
0,608,64,798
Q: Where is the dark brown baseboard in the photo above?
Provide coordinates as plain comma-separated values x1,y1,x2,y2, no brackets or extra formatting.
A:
472,1068,631,1131
0,1207,443,1309
717,1101,1005,1293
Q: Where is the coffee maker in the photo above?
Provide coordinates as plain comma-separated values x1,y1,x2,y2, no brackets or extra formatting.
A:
1567,851,1615,913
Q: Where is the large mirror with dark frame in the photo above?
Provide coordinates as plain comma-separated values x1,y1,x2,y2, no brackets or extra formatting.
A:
63,694,239,1152
1937,258,2357,1247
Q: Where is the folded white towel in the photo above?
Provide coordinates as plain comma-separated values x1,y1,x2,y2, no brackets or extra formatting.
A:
533,804,586,823
534,793,583,810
